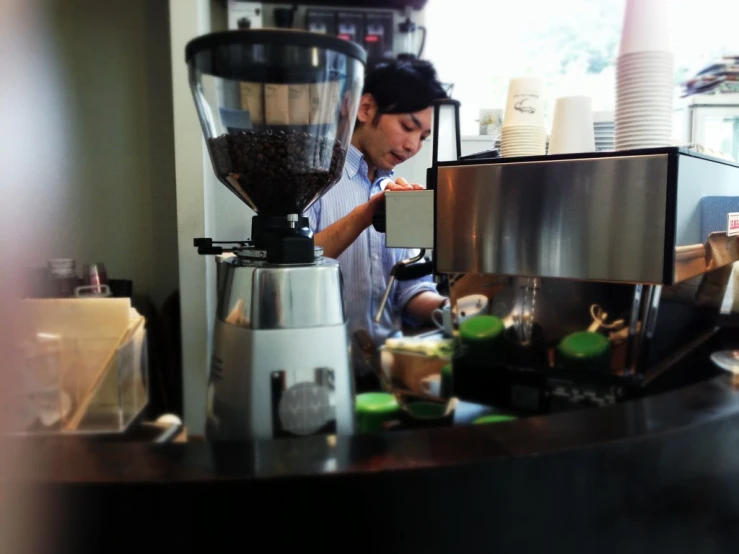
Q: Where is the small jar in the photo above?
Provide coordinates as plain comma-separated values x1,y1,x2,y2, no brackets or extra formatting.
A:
459,315,505,362
555,331,612,372
82,262,108,294
48,259,78,298
355,392,401,434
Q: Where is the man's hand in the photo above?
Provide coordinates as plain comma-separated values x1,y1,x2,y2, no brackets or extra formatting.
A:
385,177,425,191
359,177,424,227
317,177,427,259
359,191,387,228
358,178,424,227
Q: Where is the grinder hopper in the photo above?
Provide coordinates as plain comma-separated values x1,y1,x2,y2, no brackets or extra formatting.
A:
186,29,366,217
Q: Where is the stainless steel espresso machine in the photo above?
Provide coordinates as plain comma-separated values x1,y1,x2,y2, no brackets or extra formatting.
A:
383,147,739,414
185,30,366,440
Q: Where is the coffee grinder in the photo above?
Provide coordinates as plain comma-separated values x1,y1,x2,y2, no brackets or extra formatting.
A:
185,30,366,440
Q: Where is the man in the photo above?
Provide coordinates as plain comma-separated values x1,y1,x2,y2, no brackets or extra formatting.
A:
305,59,450,389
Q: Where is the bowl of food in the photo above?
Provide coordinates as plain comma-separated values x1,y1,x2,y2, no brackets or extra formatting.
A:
379,336,453,398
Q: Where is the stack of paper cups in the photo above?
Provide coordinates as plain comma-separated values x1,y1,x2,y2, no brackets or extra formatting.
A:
501,77,546,157
548,96,595,155
615,0,674,151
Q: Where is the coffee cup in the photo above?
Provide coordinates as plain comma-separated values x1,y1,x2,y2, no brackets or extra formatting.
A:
420,373,441,397
456,294,488,322
399,398,456,429
420,364,453,399
431,305,454,336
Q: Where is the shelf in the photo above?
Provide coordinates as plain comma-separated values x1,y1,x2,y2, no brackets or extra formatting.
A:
244,0,427,10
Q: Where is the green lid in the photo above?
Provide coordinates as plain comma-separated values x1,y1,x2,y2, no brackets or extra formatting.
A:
356,392,399,414
558,331,610,360
441,364,452,377
459,315,504,342
406,401,448,419
473,414,518,425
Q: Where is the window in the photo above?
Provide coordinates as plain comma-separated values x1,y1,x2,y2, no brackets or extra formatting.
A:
425,0,739,135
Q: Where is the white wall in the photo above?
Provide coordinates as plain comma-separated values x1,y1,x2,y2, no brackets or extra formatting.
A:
39,0,179,307
171,0,238,436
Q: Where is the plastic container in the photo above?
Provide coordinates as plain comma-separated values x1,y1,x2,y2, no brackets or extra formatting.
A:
11,298,148,435
185,29,366,216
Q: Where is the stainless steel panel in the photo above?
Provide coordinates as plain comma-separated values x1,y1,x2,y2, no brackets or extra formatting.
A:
436,155,669,283
217,257,346,329
385,190,435,249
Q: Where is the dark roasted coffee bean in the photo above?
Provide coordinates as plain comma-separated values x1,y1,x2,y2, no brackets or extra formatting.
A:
208,129,346,215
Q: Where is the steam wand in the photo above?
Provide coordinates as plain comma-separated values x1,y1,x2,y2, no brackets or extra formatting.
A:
373,249,433,323
512,277,539,345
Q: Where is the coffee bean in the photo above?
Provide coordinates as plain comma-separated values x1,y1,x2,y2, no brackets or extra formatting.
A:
208,129,346,215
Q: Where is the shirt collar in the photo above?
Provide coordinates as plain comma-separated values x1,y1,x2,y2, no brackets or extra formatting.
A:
345,143,394,185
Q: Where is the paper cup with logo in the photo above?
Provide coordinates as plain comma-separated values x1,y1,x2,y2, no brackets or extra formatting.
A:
503,77,545,128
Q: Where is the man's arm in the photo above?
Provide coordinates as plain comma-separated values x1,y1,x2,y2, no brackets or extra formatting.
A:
314,193,383,259
404,291,449,323
315,179,424,259
393,255,448,325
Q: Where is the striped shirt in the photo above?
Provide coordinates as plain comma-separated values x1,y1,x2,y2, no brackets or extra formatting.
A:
305,144,437,346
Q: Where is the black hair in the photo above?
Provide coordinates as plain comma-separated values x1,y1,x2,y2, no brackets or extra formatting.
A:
362,59,448,122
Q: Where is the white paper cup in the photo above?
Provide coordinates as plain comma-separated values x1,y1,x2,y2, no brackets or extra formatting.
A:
617,76,674,88
617,51,674,68
616,89,674,101
503,76,545,127
615,117,673,127
616,138,673,149
548,96,595,155
615,130,673,139
618,51,674,62
615,129,673,138
617,73,674,84
502,141,546,157
617,62,674,74
501,126,546,152
615,113,673,123
619,0,672,56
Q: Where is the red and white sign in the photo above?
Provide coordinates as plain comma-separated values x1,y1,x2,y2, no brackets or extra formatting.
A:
729,212,739,237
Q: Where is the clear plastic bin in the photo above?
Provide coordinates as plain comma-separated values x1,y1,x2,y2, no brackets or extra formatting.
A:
12,298,148,435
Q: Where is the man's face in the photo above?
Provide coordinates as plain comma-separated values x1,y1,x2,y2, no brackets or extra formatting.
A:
354,94,433,172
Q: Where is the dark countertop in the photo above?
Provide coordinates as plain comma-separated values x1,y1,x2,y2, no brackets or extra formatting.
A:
6,326,739,553
7,371,739,484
